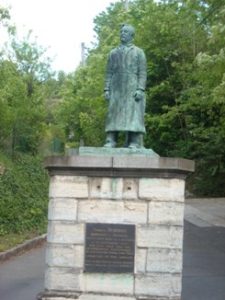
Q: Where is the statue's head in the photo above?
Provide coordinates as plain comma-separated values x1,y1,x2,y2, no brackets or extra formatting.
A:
120,24,135,44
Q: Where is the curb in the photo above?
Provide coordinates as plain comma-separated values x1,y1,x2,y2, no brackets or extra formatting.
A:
0,233,46,262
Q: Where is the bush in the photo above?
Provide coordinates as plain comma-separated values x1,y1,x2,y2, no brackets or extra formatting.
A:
0,153,49,236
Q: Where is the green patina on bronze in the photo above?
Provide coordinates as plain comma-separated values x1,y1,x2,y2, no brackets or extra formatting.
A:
74,146,159,157
104,24,147,148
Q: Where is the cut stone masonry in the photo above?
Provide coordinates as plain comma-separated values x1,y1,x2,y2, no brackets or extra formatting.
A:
39,154,194,300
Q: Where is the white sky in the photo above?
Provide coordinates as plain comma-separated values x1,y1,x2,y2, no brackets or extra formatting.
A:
1,0,119,73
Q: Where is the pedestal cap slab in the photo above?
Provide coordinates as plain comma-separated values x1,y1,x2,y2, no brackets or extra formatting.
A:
45,148,194,178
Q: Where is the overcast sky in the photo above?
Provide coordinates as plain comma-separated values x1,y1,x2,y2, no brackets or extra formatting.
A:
1,0,119,73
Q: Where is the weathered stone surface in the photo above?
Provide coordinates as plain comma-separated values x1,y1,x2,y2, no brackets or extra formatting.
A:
45,267,83,291
42,297,67,300
47,222,84,244
45,155,112,169
45,155,194,173
37,291,80,300
136,297,180,300
137,225,183,249
83,273,134,294
43,154,189,300
89,177,123,199
78,199,121,223
78,199,147,224
48,198,77,221
123,178,138,199
49,175,88,198
123,201,147,223
148,201,184,226
135,248,147,273
135,273,182,297
146,248,182,273
42,298,76,300
112,156,194,172
46,244,83,268
139,178,185,202
79,295,135,300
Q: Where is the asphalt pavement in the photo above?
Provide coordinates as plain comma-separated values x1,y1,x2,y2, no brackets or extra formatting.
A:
0,198,225,300
0,245,45,300
182,221,225,300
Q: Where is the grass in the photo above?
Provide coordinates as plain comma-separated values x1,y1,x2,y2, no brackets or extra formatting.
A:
0,231,44,252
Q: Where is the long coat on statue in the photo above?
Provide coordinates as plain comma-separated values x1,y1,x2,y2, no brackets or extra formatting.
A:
104,43,147,133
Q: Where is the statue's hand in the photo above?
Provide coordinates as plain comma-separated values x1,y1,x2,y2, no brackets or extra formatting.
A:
134,90,144,102
104,90,110,101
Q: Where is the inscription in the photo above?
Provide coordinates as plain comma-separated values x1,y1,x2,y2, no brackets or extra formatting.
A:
85,223,135,273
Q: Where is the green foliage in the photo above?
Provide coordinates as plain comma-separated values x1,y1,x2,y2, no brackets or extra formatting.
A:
56,70,106,147
10,31,53,96
0,59,47,155
0,153,49,235
0,5,15,36
0,27,55,155
56,0,225,196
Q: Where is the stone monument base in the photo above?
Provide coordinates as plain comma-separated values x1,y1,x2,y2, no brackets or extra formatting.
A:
38,292,181,300
38,148,194,300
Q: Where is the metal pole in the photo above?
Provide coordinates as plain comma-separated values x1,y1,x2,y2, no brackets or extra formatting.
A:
124,0,129,11
81,42,86,66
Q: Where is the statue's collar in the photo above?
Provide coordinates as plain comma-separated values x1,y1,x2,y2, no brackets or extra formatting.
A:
119,43,133,49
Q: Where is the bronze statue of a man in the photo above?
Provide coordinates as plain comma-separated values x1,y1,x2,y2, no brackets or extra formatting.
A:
104,24,147,148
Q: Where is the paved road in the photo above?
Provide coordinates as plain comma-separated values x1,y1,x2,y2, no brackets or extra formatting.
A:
182,222,225,300
184,198,225,299
0,198,225,300
185,198,225,228
0,246,45,300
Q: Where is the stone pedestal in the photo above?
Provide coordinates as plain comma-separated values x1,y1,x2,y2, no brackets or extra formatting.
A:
38,151,194,300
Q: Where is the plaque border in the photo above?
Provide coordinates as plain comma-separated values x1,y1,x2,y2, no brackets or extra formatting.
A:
84,223,135,273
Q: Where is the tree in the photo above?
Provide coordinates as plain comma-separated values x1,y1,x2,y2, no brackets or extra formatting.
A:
9,31,52,97
0,23,54,154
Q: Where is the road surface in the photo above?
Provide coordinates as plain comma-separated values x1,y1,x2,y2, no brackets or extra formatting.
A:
0,245,45,300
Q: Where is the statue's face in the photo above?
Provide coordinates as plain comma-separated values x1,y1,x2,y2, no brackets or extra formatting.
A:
120,26,133,43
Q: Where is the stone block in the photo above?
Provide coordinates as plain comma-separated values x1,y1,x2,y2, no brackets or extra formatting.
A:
46,244,83,268
45,267,82,291
49,175,88,198
83,273,134,294
78,199,122,223
146,248,182,273
136,296,180,300
47,222,84,244
139,178,185,202
135,248,147,273
42,298,74,300
137,225,183,249
45,155,112,168
48,198,77,221
148,201,184,226
79,295,135,300
89,177,123,199
124,201,147,223
42,297,67,300
39,291,80,300
78,200,147,224
135,273,182,297
122,178,138,199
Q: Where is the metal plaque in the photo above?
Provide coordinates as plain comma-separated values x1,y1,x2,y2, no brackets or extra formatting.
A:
85,223,135,273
